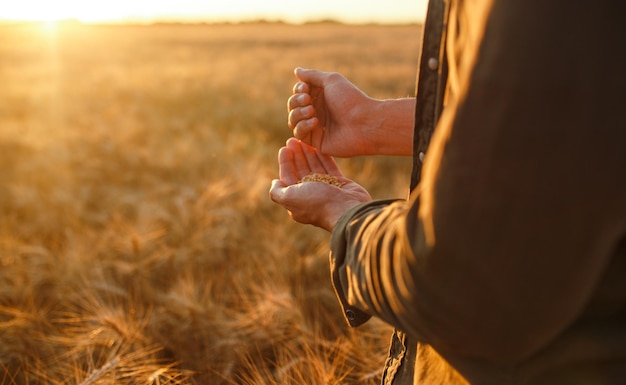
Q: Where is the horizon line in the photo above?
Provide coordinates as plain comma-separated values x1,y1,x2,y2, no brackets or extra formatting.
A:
0,18,423,27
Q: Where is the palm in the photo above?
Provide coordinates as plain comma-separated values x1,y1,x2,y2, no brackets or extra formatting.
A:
307,75,369,157
270,138,372,230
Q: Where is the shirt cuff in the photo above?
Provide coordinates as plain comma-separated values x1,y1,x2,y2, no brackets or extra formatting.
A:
329,199,401,327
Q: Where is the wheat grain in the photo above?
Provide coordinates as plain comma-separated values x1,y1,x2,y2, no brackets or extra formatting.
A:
300,173,346,187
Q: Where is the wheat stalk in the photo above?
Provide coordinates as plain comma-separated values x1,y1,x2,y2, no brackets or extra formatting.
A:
79,358,120,385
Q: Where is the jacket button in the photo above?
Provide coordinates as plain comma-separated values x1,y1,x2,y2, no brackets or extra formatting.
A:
428,57,439,70
345,309,357,321
419,152,425,162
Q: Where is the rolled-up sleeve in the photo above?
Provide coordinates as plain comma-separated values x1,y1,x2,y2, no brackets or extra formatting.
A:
329,0,626,365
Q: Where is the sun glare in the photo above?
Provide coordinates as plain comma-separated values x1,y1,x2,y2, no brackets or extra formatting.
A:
1,1,126,23
4,4,73,22
1,0,428,26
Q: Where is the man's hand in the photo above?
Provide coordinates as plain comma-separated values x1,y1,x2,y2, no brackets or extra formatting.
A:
269,138,372,231
287,67,415,157
287,68,377,157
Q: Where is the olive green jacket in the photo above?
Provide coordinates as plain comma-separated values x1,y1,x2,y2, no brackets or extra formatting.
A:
329,0,626,383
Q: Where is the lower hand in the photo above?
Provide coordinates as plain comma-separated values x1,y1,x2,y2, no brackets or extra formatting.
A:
269,138,372,231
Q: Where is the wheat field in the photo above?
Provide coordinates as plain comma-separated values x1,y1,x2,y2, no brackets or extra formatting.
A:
0,21,421,384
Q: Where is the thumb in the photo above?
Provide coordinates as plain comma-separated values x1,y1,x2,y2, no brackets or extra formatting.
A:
269,179,287,204
294,67,329,88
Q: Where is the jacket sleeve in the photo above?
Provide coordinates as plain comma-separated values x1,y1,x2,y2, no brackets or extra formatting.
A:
329,0,626,364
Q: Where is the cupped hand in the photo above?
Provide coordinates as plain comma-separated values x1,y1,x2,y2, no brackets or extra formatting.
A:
269,138,372,231
287,68,376,157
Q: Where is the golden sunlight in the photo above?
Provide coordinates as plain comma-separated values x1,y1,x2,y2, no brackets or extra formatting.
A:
2,1,129,23
1,0,427,25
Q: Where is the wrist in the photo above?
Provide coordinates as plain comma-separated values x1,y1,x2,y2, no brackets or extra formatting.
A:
322,198,369,232
364,98,415,156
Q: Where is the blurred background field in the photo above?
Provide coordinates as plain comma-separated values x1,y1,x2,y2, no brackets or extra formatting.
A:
0,22,421,384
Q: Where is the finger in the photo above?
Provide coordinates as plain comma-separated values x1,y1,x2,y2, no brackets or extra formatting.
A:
301,140,342,176
309,120,325,154
318,152,342,176
292,118,317,141
292,81,310,94
278,146,299,185
298,140,327,174
294,67,328,88
269,179,288,205
286,138,311,179
287,93,311,111
288,105,315,130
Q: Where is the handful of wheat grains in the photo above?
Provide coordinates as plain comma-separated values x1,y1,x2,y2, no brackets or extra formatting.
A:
300,173,345,187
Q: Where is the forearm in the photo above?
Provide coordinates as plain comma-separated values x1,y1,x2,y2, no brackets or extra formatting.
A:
329,187,544,363
362,97,415,156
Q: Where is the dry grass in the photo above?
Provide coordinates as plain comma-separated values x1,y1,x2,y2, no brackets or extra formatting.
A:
0,21,421,384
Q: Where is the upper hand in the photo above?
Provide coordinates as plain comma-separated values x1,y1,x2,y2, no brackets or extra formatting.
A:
269,138,372,231
287,68,376,157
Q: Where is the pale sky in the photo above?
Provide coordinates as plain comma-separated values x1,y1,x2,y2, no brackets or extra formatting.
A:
0,0,428,24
